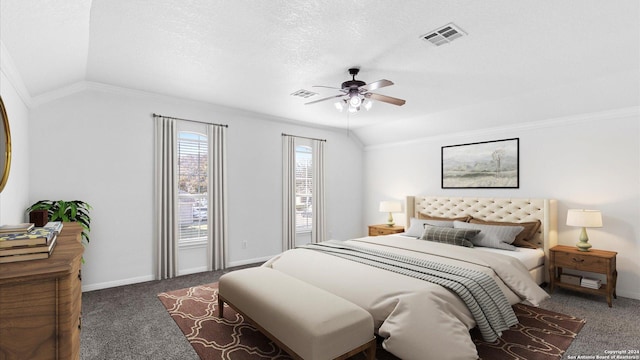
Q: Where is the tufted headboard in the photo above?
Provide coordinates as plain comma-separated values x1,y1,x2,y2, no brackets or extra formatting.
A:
406,196,558,282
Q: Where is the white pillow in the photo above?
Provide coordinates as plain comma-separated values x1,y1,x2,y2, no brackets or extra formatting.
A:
453,220,524,251
405,217,456,237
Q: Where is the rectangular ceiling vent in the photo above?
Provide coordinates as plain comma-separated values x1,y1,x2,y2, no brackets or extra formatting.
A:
291,89,318,98
420,23,466,46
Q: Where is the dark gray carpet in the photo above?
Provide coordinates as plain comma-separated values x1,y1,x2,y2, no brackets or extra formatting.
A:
538,288,640,359
81,266,639,360
81,266,257,360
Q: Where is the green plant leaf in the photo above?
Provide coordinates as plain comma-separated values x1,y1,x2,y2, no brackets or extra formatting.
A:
26,199,92,245
73,203,80,218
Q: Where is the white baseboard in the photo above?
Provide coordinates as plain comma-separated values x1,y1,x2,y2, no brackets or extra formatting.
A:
82,274,155,292
81,256,273,292
178,266,209,276
617,289,640,301
227,255,274,267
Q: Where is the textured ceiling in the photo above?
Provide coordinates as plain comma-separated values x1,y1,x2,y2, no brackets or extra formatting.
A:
1,0,639,145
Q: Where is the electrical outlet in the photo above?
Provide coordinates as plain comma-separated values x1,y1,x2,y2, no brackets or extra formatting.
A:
242,241,247,249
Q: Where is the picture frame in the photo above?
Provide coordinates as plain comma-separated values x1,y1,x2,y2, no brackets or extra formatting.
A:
441,138,519,189
0,96,11,194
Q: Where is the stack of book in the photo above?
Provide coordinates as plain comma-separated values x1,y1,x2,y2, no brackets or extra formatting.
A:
580,277,602,290
560,273,582,286
0,222,63,264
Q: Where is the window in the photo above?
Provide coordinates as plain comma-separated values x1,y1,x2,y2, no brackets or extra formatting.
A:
177,131,208,243
282,135,325,248
295,145,312,232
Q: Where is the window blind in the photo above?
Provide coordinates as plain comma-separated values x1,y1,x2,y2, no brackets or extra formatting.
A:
295,145,313,232
177,132,208,242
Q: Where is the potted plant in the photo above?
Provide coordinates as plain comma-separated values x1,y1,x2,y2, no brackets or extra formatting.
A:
26,200,92,245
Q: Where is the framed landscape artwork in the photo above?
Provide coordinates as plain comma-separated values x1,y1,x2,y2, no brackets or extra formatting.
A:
441,138,519,189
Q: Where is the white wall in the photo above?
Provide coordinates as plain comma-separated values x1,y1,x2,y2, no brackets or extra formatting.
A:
28,84,364,291
0,71,30,223
363,108,640,300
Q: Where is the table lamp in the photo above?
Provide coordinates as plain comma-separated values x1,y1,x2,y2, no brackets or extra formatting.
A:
566,209,603,252
379,201,402,227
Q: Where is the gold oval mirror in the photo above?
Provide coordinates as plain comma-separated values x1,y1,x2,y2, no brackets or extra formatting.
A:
0,96,11,193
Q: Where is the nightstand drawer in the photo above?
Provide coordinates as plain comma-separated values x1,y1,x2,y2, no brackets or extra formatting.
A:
554,251,609,272
368,225,404,236
370,227,395,236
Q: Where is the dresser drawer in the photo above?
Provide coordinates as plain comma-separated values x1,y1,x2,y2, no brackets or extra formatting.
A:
554,251,609,272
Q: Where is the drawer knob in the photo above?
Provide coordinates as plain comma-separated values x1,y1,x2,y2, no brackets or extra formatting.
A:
572,257,585,263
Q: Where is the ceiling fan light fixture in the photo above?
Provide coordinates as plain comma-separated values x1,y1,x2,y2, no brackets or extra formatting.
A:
363,98,373,111
349,95,362,107
306,67,405,111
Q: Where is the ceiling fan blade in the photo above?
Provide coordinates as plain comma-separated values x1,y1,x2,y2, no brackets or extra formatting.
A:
305,94,345,105
312,85,347,92
366,92,406,106
360,79,394,92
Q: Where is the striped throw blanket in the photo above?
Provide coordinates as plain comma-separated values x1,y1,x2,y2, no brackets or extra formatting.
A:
299,240,518,342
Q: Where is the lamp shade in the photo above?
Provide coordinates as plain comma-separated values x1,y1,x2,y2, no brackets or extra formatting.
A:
566,209,603,228
379,201,402,213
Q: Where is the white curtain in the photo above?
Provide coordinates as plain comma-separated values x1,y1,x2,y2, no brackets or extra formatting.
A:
311,140,326,243
207,124,228,270
154,117,178,279
282,135,296,250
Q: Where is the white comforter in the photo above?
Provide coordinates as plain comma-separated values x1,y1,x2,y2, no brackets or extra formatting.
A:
263,235,549,360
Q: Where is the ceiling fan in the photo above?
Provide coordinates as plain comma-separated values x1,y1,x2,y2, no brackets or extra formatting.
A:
305,68,406,112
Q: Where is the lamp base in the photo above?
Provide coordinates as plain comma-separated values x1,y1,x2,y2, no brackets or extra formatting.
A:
576,240,592,251
576,227,591,251
386,212,395,227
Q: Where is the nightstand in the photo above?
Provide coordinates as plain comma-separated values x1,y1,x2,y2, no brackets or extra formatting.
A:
548,245,617,307
368,224,404,236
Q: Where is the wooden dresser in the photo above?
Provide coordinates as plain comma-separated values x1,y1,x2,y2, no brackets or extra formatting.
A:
0,223,84,360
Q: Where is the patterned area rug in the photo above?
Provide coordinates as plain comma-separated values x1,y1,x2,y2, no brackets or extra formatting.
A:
158,283,585,360
472,303,585,360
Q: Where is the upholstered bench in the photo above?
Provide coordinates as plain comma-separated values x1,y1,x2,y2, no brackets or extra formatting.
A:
218,267,376,360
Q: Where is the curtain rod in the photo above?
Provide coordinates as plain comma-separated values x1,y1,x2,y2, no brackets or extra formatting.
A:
153,113,228,128
281,133,327,142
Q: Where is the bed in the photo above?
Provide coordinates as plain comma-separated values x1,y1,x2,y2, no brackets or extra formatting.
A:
264,196,558,360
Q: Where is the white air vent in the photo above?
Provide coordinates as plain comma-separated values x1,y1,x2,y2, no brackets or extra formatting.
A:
420,23,466,46
291,89,318,98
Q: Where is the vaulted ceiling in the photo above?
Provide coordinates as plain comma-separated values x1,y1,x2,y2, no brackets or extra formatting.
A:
1,0,638,145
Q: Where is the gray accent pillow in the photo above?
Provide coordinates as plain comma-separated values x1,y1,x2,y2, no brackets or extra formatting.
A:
453,221,524,251
419,225,479,248
405,218,456,237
